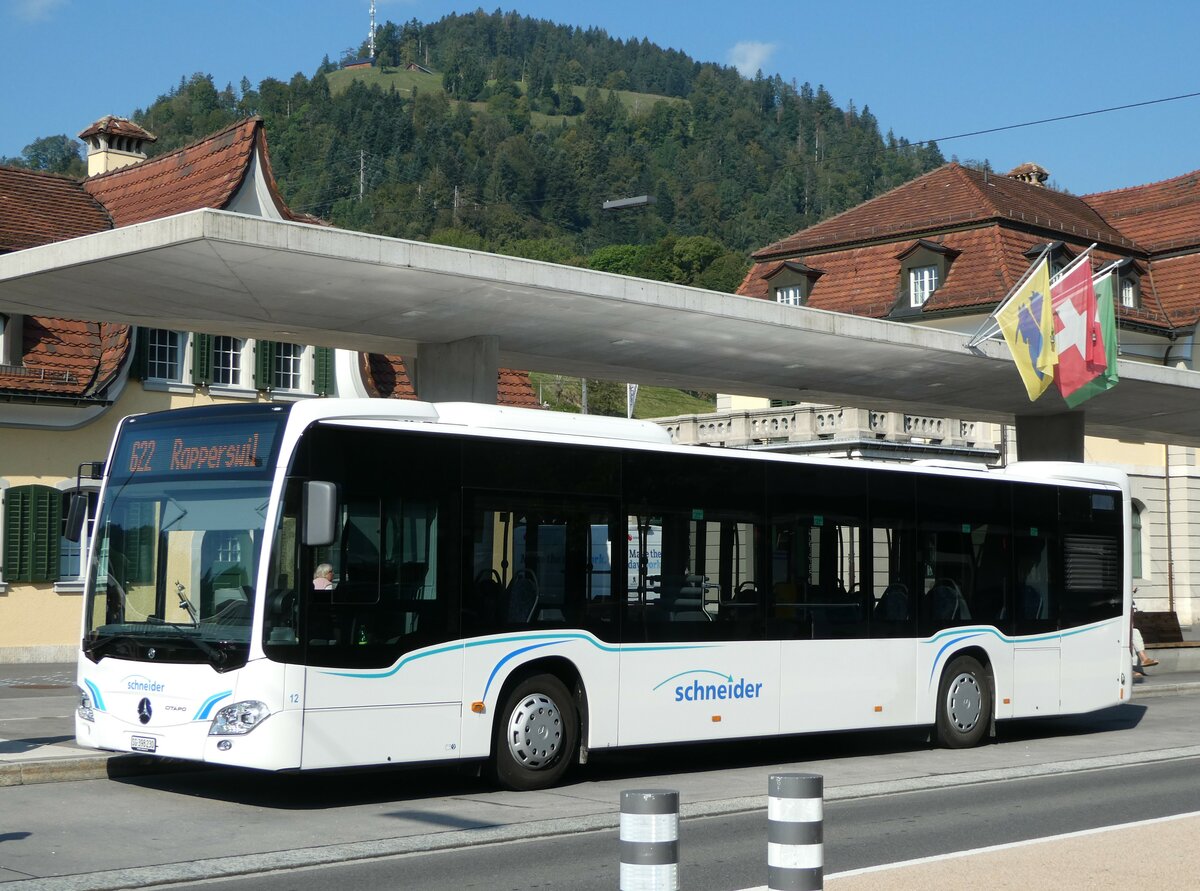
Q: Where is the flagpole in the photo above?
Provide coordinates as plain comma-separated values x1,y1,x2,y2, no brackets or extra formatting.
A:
966,244,1052,348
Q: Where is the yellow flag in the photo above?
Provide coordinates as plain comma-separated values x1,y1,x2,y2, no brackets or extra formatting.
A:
996,258,1057,400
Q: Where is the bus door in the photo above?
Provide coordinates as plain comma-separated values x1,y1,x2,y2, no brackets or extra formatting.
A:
1010,485,1060,717
619,507,775,747
297,486,462,769
460,493,622,755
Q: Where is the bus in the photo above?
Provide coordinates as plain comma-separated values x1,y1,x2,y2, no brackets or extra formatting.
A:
75,399,1132,790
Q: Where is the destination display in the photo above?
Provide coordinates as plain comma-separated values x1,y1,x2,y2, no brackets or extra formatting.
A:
110,417,283,480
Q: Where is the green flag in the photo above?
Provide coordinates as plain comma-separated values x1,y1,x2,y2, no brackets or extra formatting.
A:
1064,271,1119,408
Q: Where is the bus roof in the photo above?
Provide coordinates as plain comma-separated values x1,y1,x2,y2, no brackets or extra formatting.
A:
278,398,1126,493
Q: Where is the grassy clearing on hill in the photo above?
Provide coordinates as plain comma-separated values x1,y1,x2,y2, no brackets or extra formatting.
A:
327,67,683,120
529,372,715,419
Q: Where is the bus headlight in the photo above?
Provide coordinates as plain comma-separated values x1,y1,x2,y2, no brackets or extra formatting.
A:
208,700,270,736
77,689,95,722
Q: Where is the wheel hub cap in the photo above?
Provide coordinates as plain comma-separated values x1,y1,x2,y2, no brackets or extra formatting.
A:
946,672,982,732
506,692,562,769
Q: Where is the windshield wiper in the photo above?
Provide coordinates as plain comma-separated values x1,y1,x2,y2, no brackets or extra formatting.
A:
144,617,226,665
175,581,199,625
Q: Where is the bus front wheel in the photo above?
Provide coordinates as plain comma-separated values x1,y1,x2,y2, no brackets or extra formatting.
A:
493,673,577,791
936,655,991,748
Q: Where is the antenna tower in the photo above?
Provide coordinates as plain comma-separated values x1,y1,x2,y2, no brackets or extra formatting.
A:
368,1,376,60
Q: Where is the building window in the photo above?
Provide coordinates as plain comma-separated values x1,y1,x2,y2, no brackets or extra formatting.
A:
273,342,304,390
1120,277,1139,309
59,490,99,581
213,336,244,386
146,329,184,381
775,286,804,307
909,265,938,307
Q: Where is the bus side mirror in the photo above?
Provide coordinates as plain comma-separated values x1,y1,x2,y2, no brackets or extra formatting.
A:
64,492,89,544
303,481,338,547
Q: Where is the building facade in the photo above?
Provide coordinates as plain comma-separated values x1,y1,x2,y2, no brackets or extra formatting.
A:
0,116,537,662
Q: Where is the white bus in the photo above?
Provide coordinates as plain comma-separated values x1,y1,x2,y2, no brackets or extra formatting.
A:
75,399,1132,790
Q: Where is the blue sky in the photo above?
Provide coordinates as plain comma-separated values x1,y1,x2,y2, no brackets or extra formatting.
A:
3,0,1199,195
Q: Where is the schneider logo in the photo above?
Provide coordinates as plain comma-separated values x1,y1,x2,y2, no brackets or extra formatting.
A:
654,670,764,703
123,676,165,693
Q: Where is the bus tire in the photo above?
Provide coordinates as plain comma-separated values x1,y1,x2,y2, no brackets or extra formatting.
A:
936,655,991,749
493,673,577,791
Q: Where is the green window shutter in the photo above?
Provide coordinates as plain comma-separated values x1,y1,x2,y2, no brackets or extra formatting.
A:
3,485,60,583
131,327,149,380
313,347,334,396
192,333,213,386
3,487,31,580
30,488,61,583
255,340,277,391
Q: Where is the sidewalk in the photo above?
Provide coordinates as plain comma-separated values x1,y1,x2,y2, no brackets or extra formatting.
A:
0,663,152,786
4,661,1200,787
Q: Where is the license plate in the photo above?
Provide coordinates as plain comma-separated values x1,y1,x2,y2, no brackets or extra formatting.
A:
130,735,157,753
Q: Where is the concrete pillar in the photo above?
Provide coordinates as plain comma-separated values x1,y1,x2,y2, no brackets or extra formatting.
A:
1014,412,1085,462
412,335,499,404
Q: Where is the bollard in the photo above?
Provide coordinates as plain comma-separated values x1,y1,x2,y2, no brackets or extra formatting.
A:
767,773,823,891
619,788,680,891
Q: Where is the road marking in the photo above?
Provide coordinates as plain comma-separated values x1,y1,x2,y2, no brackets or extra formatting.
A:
731,809,1200,890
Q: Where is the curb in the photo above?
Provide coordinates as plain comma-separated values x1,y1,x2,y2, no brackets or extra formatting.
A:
0,753,189,788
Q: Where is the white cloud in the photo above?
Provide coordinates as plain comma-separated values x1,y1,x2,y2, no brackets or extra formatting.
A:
11,0,68,22
728,41,776,77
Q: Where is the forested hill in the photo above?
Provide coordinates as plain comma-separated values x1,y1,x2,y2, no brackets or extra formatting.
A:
58,10,948,291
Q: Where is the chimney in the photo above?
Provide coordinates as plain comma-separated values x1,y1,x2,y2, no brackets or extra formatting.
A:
77,116,158,176
1006,162,1050,188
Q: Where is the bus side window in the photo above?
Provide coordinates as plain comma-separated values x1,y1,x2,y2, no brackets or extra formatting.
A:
466,498,616,638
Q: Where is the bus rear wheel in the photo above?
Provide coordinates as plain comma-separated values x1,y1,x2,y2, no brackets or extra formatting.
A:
493,674,577,791
936,655,991,748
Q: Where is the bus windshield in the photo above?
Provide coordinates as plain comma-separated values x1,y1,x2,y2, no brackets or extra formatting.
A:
82,408,285,670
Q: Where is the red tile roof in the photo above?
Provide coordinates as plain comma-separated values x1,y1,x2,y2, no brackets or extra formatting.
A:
362,354,542,408
83,117,312,227
0,317,130,397
2,117,316,400
0,166,111,252
754,163,1136,259
1084,169,1200,253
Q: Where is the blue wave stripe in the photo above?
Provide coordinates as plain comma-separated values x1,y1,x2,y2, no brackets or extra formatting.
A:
923,618,1119,686
480,641,565,700
84,678,106,712
321,632,712,681
194,690,233,720
652,669,734,691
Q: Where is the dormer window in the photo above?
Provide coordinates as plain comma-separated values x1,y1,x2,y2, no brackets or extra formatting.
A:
909,266,938,307
1120,276,1140,309
1024,241,1075,279
765,260,824,307
892,240,959,318
1111,258,1143,311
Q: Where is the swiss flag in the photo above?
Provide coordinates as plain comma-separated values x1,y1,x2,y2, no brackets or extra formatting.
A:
1052,258,1105,399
